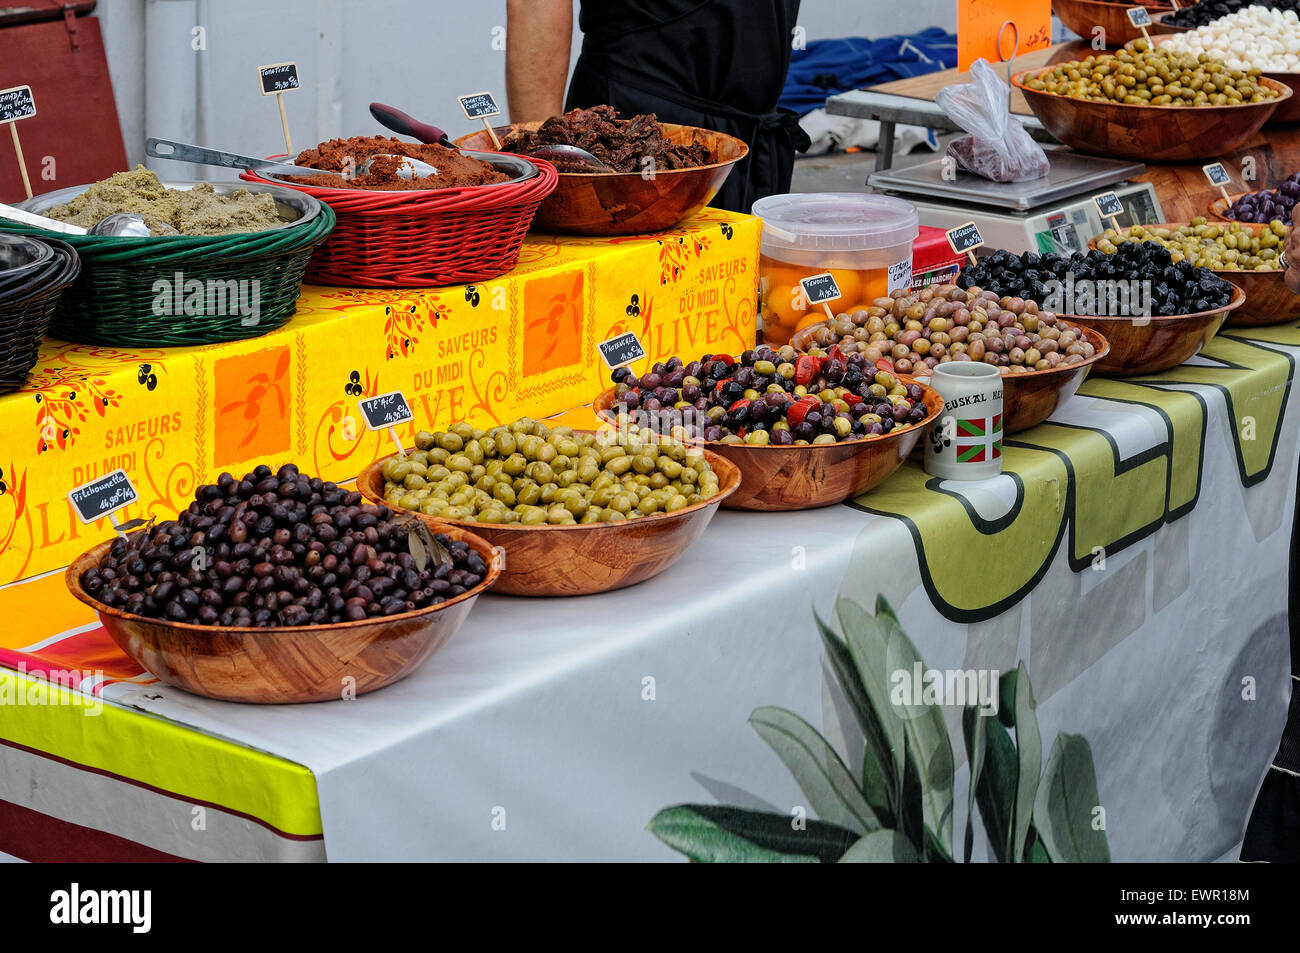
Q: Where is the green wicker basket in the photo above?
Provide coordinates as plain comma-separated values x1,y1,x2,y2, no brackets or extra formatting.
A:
5,182,335,347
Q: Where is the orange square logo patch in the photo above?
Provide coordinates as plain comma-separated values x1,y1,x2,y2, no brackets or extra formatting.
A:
214,347,291,463
523,270,584,378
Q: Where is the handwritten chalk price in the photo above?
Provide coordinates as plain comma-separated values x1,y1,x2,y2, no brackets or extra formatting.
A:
258,62,300,95
68,470,139,532
1094,192,1124,218
359,391,414,430
1203,162,1234,203
1203,162,1232,187
1094,191,1124,230
799,273,844,320
0,85,36,199
799,273,843,306
258,62,300,155
947,221,986,266
1127,6,1152,27
598,331,647,370
458,91,503,149
458,92,501,120
0,85,36,123
359,390,414,457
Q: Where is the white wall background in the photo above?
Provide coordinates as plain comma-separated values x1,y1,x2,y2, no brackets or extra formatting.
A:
92,0,955,175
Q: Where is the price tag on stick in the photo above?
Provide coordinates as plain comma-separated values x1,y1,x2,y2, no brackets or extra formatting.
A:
68,469,139,537
0,85,36,199
1127,6,1153,44
800,272,844,320
598,331,647,370
258,62,300,156
1203,162,1234,205
946,221,986,266
1094,191,1125,231
458,91,503,150
359,390,415,457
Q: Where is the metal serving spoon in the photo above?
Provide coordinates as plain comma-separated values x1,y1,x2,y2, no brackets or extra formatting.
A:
0,202,176,236
145,138,437,181
527,143,613,173
369,101,612,172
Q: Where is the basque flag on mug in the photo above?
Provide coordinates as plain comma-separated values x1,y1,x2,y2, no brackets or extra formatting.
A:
956,414,1002,463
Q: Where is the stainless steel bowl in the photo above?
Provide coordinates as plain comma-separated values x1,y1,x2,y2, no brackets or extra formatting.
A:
0,232,54,277
255,149,540,194
16,180,323,236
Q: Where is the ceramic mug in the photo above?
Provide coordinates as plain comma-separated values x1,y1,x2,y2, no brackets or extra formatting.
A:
923,362,1004,480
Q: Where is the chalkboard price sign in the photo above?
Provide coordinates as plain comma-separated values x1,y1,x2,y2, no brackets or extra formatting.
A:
1126,6,1151,27
0,85,36,123
67,469,138,525
598,331,647,370
946,221,985,255
458,92,502,120
359,391,414,430
258,62,301,96
1094,191,1124,218
1202,162,1232,187
799,273,843,306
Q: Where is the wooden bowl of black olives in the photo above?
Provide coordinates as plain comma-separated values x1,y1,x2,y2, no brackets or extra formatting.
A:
66,464,501,704
593,350,945,511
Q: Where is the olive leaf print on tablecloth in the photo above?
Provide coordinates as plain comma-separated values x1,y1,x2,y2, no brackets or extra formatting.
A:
647,597,1111,863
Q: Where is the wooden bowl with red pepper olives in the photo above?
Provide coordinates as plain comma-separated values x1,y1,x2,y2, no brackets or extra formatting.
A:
594,349,944,511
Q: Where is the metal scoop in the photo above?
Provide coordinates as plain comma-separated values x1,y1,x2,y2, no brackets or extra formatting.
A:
527,144,613,173
368,101,611,172
146,137,436,181
0,202,177,237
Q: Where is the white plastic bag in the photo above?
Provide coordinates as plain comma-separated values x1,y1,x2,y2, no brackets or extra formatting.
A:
935,58,1049,183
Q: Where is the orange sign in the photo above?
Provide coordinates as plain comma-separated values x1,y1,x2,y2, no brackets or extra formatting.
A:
957,0,1051,72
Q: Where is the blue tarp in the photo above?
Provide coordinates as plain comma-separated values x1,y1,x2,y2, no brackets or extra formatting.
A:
779,28,959,116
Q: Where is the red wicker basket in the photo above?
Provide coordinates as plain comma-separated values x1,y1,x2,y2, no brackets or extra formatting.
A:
241,154,557,287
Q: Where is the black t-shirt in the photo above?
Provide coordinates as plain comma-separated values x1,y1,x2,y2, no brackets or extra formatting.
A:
576,0,800,116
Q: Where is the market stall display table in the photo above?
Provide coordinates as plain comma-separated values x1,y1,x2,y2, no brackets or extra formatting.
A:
1,313,1295,861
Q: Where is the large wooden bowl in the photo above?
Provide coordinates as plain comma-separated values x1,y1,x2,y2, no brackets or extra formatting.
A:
1011,69,1290,161
1091,222,1300,327
358,441,740,596
65,524,501,704
453,122,747,235
788,324,1111,434
1139,35,1300,125
593,386,944,511
1059,283,1244,376
1053,0,1175,47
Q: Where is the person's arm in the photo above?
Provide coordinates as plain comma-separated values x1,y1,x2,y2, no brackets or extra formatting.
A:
505,0,573,122
1285,222,1300,294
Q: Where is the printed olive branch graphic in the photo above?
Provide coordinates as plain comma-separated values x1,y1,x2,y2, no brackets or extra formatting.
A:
647,596,1110,864
219,351,290,451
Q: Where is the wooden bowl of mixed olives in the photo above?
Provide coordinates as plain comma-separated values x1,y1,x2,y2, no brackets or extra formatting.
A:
593,350,944,511
357,418,741,597
1091,220,1300,327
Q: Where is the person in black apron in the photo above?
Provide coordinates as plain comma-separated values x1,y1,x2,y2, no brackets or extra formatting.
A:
506,0,809,213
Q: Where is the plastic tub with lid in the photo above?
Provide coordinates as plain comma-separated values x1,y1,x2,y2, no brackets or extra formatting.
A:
753,192,919,345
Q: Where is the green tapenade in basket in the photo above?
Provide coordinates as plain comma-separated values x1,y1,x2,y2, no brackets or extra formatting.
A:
4,180,334,347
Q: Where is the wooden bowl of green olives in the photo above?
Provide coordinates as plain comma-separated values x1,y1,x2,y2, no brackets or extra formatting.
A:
356,420,741,597
1012,56,1291,161
1090,221,1300,327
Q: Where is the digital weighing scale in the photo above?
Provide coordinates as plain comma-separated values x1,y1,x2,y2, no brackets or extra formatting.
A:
868,150,1163,256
